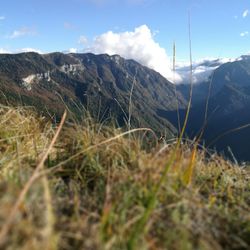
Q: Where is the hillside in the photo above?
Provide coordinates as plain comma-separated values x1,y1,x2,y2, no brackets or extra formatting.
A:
0,52,186,136
0,106,249,250
171,56,250,162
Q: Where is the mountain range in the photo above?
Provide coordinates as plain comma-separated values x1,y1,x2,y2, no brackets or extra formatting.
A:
0,52,250,162
0,52,186,137
173,55,250,162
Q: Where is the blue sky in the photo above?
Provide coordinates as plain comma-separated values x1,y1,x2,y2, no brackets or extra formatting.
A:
1,0,250,80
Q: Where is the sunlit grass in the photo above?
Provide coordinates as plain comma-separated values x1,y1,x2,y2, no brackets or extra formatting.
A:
0,105,249,249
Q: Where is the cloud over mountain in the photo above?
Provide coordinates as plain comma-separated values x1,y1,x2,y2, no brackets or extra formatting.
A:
0,48,10,54
0,47,42,54
176,58,233,84
19,48,43,53
85,25,181,82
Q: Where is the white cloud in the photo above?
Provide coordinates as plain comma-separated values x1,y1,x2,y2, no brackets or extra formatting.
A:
243,9,249,18
19,48,43,54
0,16,5,20
78,35,88,45
85,25,181,82
0,48,10,54
8,27,36,39
0,48,43,54
240,31,249,37
176,58,233,84
68,48,78,53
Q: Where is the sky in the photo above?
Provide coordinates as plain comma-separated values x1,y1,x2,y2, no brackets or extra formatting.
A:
1,0,250,82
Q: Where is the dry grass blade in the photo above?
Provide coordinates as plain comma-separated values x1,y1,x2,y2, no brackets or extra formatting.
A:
0,110,67,247
207,123,250,147
182,145,197,186
203,68,215,127
173,41,181,134
195,67,217,142
127,13,195,250
128,68,138,131
176,12,193,148
41,173,57,249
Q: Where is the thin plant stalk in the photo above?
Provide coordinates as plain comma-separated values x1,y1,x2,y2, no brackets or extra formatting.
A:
128,68,138,132
127,13,194,250
207,123,250,147
173,41,181,134
0,110,67,247
177,12,193,146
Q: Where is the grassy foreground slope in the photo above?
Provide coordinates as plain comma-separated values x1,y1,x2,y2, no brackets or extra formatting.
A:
0,105,249,250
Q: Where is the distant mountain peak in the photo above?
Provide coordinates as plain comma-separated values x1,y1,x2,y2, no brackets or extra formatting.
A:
236,54,250,61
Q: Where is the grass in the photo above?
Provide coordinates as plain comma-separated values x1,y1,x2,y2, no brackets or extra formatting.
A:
0,105,249,250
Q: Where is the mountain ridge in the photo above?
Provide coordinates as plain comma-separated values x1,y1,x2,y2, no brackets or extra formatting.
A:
0,52,186,137
175,56,250,162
